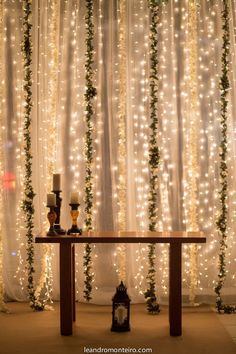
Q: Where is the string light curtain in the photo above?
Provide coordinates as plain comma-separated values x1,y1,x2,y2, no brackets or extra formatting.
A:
185,0,199,305
0,0,8,312
33,0,61,309
116,0,127,284
1,0,236,306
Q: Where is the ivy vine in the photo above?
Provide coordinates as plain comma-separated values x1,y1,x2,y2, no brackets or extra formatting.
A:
215,0,236,314
144,0,166,314
22,0,43,311
83,0,97,302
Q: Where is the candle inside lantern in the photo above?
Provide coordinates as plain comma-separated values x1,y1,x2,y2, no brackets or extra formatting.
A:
70,192,79,204
53,174,61,191
47,193,56,207
116,305,126,325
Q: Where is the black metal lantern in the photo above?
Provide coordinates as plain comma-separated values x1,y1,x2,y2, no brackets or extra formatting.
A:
111,281,131,332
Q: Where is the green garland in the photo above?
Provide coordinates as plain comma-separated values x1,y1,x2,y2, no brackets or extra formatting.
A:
83,0,97,302
215,0,236,314
144,0,165,314
22,0,43,311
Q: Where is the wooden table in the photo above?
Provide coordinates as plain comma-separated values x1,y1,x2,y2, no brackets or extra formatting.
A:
35,231,206,336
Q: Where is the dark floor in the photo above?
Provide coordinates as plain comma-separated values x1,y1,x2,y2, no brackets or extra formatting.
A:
0,302,235,354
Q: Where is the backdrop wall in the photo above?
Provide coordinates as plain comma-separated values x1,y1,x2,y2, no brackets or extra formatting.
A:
1,0,236,306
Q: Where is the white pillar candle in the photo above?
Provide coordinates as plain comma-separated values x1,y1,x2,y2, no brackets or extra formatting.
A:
53,174,61,191
70,192,79,204
47,193,56,206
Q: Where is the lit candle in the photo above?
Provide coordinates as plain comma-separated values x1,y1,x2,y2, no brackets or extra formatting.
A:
116,305,126,325
70,192,79,204
53,174,61,191
47,193,56,207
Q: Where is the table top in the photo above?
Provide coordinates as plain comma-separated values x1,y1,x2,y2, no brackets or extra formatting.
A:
35,231,206,244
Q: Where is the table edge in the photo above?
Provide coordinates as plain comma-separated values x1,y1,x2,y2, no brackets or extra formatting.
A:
35,235,206,244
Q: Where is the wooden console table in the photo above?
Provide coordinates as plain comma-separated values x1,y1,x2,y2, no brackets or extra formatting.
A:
35,231,206,336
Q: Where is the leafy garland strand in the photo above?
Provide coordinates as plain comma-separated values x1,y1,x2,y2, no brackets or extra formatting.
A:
83,0,97,302
215,0,236,314
144,0,163,314
22,0,43,311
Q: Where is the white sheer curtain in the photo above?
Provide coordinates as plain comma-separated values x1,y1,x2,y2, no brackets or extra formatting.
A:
1,0,236,305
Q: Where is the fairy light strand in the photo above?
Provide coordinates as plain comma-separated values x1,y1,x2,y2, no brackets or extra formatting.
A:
12,0,28,298
131,0,150,297
34,0,60,309
91,0,103,295
187,0,199,305
0,0,8,313
68,1,83,301
116,0,127,284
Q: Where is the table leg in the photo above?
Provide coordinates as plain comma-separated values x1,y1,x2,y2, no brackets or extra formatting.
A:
60,243,73,335
72,244,76,322
169,242,182,336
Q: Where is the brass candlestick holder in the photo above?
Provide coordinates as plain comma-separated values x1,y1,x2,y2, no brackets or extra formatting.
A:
52,190,66,235
47,206,58,236
67,203,82,235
